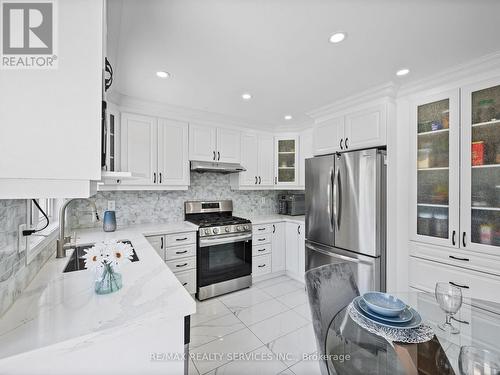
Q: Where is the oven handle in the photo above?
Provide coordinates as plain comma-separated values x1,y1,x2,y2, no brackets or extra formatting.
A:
199,233,252,247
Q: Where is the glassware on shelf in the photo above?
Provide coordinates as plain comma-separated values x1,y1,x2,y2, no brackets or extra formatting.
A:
434,282,463,334
434,213,448,238
441,110,450,129
475,99,496,124
418,148,432,169
417,210,433,237
459,346,500,375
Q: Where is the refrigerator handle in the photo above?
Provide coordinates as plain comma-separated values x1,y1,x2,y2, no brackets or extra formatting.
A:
337,166,342,230
328,167,334,231
333,166,341,230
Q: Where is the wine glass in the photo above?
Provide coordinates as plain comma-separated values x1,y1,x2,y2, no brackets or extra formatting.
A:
459,346,500,375
434,282,462,334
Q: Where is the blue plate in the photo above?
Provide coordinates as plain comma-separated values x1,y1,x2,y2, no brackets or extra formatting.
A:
362,292,406,317
357,297,413,323
353,296,422,329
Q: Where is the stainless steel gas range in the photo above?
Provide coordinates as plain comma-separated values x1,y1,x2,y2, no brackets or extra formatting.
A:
184,200,252,300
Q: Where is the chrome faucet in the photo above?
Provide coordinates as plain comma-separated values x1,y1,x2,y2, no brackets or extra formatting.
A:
56,198,100,258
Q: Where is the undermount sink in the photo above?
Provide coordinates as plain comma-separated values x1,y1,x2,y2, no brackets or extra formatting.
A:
63,240,139,273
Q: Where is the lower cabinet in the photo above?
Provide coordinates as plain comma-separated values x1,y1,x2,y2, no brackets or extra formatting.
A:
146,231,197,294
285,222,305,282
252,224,273,279
271,222,286,273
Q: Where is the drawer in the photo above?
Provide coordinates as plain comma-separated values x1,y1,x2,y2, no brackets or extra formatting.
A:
252,243,271,256
165,232,196,247
146,235,164,259
253,233,271,245
253,224,273,235
176,270,196,294
165,244,196,261
166,256,196,273
409,257,500,303
252,254,271,276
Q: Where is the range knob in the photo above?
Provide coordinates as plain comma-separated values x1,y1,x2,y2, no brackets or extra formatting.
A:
243,225,250,231
236,225,242,231
212,227,219,234
225,226,231,233
204,229,211,235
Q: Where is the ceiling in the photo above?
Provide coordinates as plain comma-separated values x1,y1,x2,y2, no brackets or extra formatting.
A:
108,0,500,129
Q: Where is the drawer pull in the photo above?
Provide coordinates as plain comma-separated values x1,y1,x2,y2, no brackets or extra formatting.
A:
176,237,188,242
449,281,469,289
176,250,188,254
258,228,266,231
258,264,266,268
160,237,164,249
257,238,266,242
176,263,188,268
451,317,470,325
258,248,266,252
449,255,469,262
182,282,188,286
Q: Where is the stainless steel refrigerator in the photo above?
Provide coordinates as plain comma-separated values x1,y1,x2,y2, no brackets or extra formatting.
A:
305,148,387,293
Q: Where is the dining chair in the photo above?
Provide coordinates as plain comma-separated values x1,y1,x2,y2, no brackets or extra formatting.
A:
305,262,360,375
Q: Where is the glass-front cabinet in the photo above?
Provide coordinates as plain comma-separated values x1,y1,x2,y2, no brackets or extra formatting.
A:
275,136,298,185
461,79,500,254
411,90,460,247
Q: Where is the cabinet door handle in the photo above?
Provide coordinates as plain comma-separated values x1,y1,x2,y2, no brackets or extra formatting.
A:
258,238,266,241
159,172,162,184
449,281,469,289
255,176,258,184
272,224,275,233
213,151,216,160
258,228,266,231
218,151,220,161
340,139,344,150
153,172,157,183
297,225,301,235
345,138,349,149
176,263,188,268
258,176,261,184
449,255,469,262
462,232,467,247
176,237,188,242
176,250,188,254
452,230,456,246
258,264,266,268
258,248,266,252
182,282,188,286
160,237,164,249
451,316,470,325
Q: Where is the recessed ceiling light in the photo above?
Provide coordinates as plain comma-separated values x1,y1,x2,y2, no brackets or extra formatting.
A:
241,93,252,101
156,71,170,79
396,68,410,76
329,32,346,44
284,115,293,120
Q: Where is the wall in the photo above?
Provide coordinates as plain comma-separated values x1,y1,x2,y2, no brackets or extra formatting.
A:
69,172,293,229
0,200,56,317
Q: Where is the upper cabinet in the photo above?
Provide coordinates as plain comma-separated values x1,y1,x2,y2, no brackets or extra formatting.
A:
461,79,500,255
158,119,190,186
313,104,388,156
189,124,241,163
299,129,314,188
0,0,104,198
275,135,299,186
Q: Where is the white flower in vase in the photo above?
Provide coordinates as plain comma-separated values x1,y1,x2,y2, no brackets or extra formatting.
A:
107,241,134,271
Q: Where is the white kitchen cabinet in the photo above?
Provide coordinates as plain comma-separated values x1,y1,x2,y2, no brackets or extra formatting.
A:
189,124,241,163
120,113,189,188
312,104,388,156
121,113,158,186
0,0,103,198
285,222,305,282
271,222,286,273
158,119,190,186
231,133,274,188
313,116,345,156
299,129,314,188
188,123,217,162
275,135,299,186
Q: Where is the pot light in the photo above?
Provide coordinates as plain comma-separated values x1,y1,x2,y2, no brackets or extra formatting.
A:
241,93,252,101
329,32,346,44
396,68,410,76
156,71,170,79
284,115,293,120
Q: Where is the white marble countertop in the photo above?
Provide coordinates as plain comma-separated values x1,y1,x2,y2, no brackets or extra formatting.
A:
0,222,198,364
248,214,305,225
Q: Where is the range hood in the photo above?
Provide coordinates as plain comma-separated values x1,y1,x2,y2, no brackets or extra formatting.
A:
190,161,246,174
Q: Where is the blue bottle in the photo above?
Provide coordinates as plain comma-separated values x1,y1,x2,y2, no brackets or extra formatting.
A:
103,210,117,232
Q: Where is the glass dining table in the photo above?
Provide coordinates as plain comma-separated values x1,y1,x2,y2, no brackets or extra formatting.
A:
325,292,500,375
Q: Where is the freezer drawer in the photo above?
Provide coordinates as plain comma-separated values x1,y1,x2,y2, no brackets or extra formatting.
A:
305,240,384,294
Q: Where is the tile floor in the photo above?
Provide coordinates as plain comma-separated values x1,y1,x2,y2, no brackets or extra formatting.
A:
188,275,322,375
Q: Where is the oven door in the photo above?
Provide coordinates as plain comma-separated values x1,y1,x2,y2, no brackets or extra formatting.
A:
198,233,252,288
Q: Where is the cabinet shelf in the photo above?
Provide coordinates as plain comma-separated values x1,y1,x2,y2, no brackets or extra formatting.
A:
471,163,500,169
471,119,500,128
278,151,296,155
472,206,500,212
417,203,449,208
417,128,449,136
417,167,449,171
278,167,295,170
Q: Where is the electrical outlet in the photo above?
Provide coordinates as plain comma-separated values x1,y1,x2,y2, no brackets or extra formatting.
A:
18,224,27,253
108,200,115,211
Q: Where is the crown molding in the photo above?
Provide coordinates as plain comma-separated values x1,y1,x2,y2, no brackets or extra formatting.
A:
306,82,398,121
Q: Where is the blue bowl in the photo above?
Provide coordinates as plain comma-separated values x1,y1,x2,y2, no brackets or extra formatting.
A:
362,292,406,317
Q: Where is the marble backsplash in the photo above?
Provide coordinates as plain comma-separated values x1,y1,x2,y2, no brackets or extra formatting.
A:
0,200,56,317
68,172,291,229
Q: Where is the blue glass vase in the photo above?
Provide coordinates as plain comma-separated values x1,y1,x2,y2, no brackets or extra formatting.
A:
95,264,122,294
103,210,116,232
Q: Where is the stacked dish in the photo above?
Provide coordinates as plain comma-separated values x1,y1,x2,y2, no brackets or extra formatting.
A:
352,292,422,329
